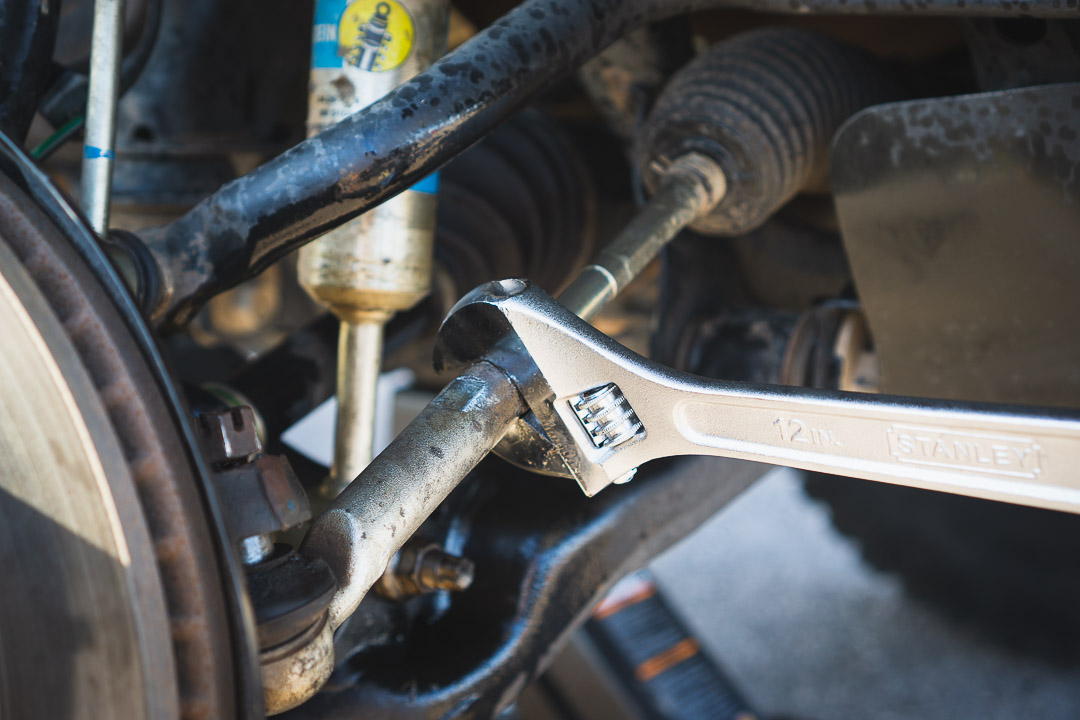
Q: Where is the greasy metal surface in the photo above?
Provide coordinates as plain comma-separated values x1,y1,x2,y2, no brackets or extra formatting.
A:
375,541,475,599
326,320,383,494
558,152,724,320
0,209,176,718
302,362,525,629
0,134,262,720
141,0,1080,329
197,405,263,465
0,0,61,140
299,0,444,319
287,456,769,720
80,0,127,234
831,83,1080,409
436,281,1080,508
247,551,336,649
197,403,313,544
638,27,895,236
262,612,335,715
297,189,438,321
214,455,311,540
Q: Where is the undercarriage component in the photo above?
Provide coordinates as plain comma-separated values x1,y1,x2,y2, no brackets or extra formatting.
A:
292,114,843,701
136,0,1079,330
38,0,161,135
289,456,768,720
558,152,726,320
300,0,449,496
80,0,126,234
434,108,599,297
832,82,1080,408
11,0,1080,714
196,404,339,714
637,27,894,237
821,79,1080,661
0,135,260,719
211,108,600,453
297,270,1080,710
374,540,476,601
196,406,311,561
302,361,526,630
301,148,728,646
250,550,338,715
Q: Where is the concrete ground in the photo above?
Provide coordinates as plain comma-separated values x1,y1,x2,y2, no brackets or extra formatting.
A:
647,468,1080,720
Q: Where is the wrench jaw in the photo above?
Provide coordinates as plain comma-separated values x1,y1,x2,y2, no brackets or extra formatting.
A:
433,278,527,377
434,279,653,496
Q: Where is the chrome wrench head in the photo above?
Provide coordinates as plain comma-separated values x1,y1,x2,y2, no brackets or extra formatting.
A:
434,278,662,496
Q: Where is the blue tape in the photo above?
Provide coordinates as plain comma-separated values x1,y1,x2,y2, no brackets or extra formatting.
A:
83,146,114,159
411,173,439,195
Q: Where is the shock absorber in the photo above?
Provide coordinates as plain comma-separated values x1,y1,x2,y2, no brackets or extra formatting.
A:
300,0,449,498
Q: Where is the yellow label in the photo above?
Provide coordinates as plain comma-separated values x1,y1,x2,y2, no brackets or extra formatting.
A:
338,0,414,72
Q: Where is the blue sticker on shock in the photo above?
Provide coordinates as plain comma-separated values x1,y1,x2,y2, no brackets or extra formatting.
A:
311,0,348,68
83,146,114,159
411,172,439,195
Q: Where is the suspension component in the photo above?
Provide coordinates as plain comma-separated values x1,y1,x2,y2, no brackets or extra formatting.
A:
80,0,127,234
558,152,725,321
299,0,449,497
195,404,339,715
637,27,896,236
138,0,1077,330
375,540,476,600
301,149,726,638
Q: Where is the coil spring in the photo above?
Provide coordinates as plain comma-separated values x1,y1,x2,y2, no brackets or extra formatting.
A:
572,383,644,449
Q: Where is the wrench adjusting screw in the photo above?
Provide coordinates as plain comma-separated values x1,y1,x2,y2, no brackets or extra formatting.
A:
571,383,645,449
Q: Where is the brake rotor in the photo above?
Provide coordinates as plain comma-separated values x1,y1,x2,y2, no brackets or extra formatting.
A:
0,140,257,719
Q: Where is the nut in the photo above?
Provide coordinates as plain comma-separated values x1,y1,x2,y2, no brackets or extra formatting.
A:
375,542,475,601
215,455,311,541
197,406,261,466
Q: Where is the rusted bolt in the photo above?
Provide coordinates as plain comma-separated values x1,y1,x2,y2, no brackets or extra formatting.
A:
417,546,475,592
376,542,475,600
197,405,262,466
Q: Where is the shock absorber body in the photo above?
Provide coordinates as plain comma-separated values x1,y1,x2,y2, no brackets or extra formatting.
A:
300,0,448,497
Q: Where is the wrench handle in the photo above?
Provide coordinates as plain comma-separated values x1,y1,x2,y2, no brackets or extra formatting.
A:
660,385,1080,512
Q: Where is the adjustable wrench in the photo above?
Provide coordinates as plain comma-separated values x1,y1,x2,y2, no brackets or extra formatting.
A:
305,277,1080,631
434,278,1080,513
